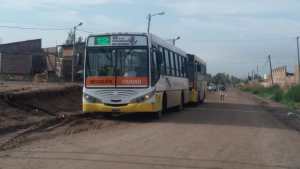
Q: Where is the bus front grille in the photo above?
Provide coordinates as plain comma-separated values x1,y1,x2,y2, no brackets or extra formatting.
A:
96,90,138,101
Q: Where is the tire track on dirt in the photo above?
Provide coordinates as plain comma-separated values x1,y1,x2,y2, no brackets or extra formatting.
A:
0,113,123,151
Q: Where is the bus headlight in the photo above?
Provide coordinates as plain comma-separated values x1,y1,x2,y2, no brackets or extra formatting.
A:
130,90,156,103
83,93,102,103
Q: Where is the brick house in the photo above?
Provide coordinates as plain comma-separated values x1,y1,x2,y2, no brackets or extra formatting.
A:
0,39,45,75
56,42,85,81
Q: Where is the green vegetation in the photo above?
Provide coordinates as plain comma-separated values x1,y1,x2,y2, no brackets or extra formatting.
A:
241,84,300,109
208,73,243,87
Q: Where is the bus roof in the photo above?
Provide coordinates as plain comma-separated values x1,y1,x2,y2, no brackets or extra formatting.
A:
188,54,206,65
88,32,187,55
149,34,187,56
88,32,205,62
194,55,206,65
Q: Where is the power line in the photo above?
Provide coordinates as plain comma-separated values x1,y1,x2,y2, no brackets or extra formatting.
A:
77,29,94,34
0,25,69,31
0,25,94,34
194,37,296,42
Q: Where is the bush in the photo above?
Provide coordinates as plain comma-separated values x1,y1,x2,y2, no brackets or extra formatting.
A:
272,89,284,102
241,84,300,109
241,85,283,101
284,85,300,102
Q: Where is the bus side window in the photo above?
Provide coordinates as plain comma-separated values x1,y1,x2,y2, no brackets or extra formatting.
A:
181,56,185,77
200,64,202,77
173,52,178,77
198,64,201,73
176,54,180,77
169,50,175,76
159,46,166,75
151,47,157,85
183,57,188,77
178,54,182,77
164,48,171,76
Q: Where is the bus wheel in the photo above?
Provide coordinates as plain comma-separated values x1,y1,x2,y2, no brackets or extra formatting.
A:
162,93,167,114
103,113,113,118
154,110,162,120
154,94,166,119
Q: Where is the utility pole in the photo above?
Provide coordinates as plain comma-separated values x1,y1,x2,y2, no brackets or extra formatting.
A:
147,12,165,34
147,14,151,34
297,36,300,83
268,55,274,85
248,72,250,81
172,36,180,45
297,36,300,68
71,22,83,82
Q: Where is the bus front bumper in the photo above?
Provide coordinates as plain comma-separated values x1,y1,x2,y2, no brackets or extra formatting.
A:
82,102,161,114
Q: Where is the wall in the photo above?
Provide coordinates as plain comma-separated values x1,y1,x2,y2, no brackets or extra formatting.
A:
0,54,32,74
0,39,41,54
263,65,297,88
0,39,43,75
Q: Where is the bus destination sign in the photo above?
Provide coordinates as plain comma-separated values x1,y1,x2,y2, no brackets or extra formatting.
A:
89,35,147,47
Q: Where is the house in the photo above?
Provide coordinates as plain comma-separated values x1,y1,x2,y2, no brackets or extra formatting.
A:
56,43,85,81
0,39,45,75
263,65,297,88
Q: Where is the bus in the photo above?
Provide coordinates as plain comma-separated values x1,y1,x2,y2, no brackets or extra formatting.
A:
82,32,207,119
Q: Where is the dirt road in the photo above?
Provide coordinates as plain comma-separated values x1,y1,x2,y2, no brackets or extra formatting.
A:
0,89,300,169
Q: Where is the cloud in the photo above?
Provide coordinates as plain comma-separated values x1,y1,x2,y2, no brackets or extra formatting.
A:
160,0,298,17
0,0,132,10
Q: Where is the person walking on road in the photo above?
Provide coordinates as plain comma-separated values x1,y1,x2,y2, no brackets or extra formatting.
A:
218,85,226,103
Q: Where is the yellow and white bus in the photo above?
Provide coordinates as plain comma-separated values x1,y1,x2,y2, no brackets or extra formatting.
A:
187,54,207,104
82,32,206,118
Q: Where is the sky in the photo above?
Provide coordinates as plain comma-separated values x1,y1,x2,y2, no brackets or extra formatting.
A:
1,0,300,77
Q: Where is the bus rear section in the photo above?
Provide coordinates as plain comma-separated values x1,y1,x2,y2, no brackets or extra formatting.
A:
187,54,207,104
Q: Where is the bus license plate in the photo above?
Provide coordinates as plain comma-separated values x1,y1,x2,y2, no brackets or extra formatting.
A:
112,108,120,112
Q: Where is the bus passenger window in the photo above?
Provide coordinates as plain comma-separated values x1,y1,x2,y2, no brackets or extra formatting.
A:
151,48,159,85
181,56,185,77
159,47,166,75
176,54,180,77
183,57,188,77
178,55,182,77
169,51,175,76
173,53,178,77
164,49,171,76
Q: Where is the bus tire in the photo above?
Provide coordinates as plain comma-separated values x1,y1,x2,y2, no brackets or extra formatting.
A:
153,93,166,120
154,110,162,120
162,93,167,114
103,113,113,118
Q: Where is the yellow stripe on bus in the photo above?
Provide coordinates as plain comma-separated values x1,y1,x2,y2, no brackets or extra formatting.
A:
83,94,162,113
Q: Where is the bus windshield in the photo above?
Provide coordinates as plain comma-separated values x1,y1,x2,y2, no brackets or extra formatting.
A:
85,47,149,87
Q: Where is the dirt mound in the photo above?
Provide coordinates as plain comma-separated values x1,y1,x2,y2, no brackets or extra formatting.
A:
0,84,82,130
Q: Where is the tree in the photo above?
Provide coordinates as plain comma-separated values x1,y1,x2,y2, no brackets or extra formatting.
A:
65,29,84,45
77,36,84,43
65,29,74,45
209,73,243,86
